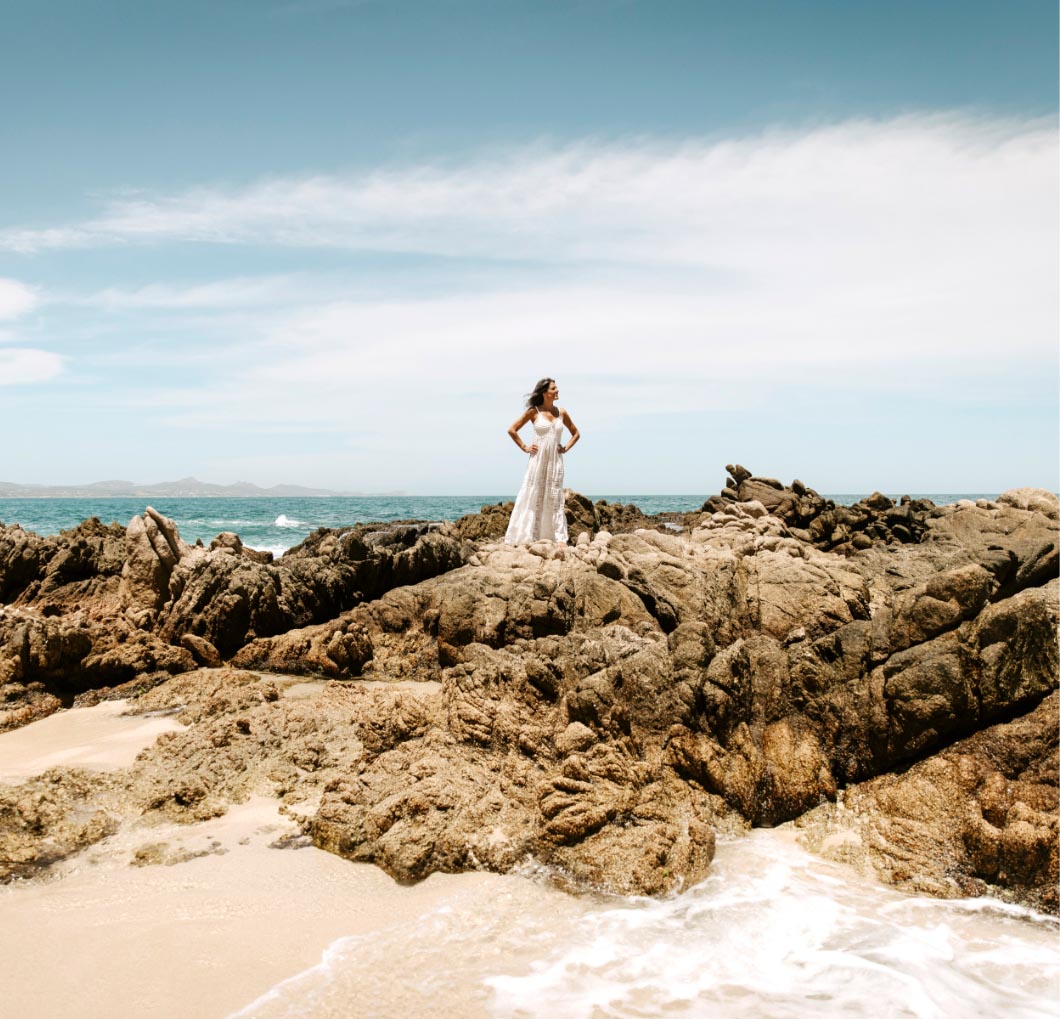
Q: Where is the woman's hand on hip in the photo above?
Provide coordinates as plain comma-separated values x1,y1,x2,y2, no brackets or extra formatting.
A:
526,444,539,456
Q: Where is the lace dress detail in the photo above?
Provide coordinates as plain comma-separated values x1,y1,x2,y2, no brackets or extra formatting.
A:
504,411,568,544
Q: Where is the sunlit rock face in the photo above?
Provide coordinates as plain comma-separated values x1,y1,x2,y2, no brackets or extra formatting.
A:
0,471,1056,906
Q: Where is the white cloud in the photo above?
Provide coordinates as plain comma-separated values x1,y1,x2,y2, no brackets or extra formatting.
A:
80,275,319,311
0,278,38,320
0,348,64,385
134,270,1052,446
3,114,1055,489
3,115,1055,277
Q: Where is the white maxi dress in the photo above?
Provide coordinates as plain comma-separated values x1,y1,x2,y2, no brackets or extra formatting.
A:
504,411,569,544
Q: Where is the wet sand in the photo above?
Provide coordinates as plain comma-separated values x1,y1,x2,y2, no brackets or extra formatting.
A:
0,699,184,782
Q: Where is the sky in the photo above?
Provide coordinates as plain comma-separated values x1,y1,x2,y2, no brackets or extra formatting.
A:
0,0,1057,495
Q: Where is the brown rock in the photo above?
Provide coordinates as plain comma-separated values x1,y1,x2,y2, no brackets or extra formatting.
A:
0,471,1055,907
120,507,189,613
796,693,1058,913
180,633,222,668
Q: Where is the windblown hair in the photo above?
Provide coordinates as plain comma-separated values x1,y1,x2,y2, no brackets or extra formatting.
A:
525,378,554,409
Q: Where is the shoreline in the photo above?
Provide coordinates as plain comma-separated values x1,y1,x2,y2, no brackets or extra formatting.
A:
0,795,509,1019
0,702,1055,1019
0,702,508,1019
0,472,1055,1014
0,629,1057,1016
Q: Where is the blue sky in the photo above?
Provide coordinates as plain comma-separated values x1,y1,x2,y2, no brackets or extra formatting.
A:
1,0,1056,494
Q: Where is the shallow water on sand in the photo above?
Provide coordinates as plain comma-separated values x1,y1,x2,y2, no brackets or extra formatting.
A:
230,831,1060,1019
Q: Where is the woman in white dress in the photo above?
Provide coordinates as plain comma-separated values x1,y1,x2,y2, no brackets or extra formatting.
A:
504,378,580,544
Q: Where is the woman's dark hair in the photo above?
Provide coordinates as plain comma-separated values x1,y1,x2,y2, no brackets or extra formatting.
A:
525,378,554,409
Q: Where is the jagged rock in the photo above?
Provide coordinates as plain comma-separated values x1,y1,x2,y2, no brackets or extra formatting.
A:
564,491,597,537
0,604,195,714
120,507,189,612
0,518,127,612
292,508,1056,901
0,513,468,714
0,474,1056,906
449,502,512,542
232,616,374,677
863,491,894,511
156,522,466,657
0,684,63,734
207,531,272,563
0,769,123,881
0,525,51,602
736,477,787,512
795,692,1058,913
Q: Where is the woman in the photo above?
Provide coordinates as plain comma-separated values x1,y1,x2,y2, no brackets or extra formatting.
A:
504,378,580,544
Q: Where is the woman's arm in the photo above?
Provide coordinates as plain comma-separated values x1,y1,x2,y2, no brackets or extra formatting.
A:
508,408,539,455
559,409,580,454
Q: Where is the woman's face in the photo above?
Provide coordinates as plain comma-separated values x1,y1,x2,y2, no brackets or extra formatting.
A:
546,381,559,401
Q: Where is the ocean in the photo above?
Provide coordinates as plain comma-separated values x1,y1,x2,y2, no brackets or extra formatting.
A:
0,494,997,558
228,830,1060,1019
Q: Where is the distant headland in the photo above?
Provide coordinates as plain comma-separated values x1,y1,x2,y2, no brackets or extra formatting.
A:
0,477,403,498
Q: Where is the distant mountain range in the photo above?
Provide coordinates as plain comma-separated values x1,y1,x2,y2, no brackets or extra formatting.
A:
0,477,394,498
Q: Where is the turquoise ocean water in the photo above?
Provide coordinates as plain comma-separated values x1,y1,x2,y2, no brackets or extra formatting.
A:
0,494,997,557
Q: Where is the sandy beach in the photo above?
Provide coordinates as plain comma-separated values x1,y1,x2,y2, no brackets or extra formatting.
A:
0,699,185,781
0,702,501,1019
1,698,1057,1019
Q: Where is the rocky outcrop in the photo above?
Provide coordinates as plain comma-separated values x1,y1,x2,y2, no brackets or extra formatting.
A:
0,768,124,879
0,517,127,613
0,511,470,726
795,692,1058,914
302,487,1056,900
702,464,944,553
120,506,191,613
0,471,1056,907
0,606,194,732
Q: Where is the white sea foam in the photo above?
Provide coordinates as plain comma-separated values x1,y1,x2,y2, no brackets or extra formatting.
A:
252,544,294,560
226,832,1060,1019
273,514,307,528
227,936,355,1019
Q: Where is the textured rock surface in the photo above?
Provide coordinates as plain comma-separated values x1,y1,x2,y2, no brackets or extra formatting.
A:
0,510,469,727
794,692,1058,913
0,471,1056,906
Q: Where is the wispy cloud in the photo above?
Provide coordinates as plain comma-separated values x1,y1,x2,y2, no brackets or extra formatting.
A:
4,114,1055,487
0,279,60,384
5,115,1054,277
0,348,63,385
0,278,38,320
77,274,326,311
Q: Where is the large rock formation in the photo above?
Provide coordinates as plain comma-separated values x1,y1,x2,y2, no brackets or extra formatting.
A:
795,691,1058,913
0,471,1056,909
0,509,469,730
